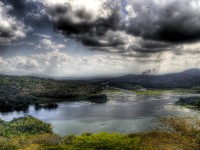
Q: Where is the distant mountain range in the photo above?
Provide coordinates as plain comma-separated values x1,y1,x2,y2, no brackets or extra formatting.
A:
107,68,200,89
1,68,200,89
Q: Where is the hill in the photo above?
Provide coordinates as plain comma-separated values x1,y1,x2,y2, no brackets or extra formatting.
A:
0,75,102,112
108,68,200,89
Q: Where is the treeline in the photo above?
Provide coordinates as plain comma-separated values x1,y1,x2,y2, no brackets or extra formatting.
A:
0,75,103,112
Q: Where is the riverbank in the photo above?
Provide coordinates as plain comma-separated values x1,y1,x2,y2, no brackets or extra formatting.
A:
1,88,197,135
0,115,199,150
1,74,199,113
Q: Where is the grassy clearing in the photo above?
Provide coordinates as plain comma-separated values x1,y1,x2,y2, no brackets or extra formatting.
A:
134,89,199,96
134,90,163,96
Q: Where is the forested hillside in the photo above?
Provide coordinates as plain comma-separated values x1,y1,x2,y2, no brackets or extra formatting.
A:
0,75,102,112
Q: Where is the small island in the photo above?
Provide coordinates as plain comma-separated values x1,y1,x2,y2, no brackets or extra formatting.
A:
87,94,108,103
176,96,200,109
34,103,59,110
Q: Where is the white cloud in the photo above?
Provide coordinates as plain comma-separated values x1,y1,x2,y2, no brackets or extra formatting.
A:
181,42,200,52
41,0,113,23
0,50,136,77
125,4,137,25
1,49,200,77
36,39,66,50
33,33,51,39
0,2,31,43
159,52,200,74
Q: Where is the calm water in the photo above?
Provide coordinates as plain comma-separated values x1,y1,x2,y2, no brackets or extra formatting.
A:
0,90,197,136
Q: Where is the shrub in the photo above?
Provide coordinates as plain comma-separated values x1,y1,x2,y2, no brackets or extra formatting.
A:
0,116,52,137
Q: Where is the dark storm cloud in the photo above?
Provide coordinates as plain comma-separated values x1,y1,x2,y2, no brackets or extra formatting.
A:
3,0,51,29
5,0,45,19
48,2,121,48
55,8,120,36
5,0,27,16
71,33,126,48
0,0,56,55
0,1,31,44
2,0,200,57
41,0,199,55
132,40,178,53
0,0,35,43
127,0,200,44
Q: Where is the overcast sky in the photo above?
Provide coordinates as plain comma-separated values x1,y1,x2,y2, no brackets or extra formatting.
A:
0,0,200,77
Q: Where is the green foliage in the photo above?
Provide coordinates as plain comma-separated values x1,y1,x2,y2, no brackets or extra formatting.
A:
0,116,52,137
176,97,200,110
61,134,76,145
0,115,199,150
46,132,141,150
0,133,60,150
87,94,108,103
0,75,102,112
72,132,141,150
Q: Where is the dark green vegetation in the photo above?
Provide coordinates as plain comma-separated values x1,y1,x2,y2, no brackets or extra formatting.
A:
103,89,121,93
0,75,103,112
0,115,199,150
1,69,200,112
87,94,108,103
176,97,200,109
0,116,52,137
35,103,58,110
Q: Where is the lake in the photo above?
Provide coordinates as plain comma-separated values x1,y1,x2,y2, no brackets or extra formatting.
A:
0,90,197,136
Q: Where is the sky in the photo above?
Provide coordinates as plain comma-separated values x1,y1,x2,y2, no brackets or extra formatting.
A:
0,0,200,77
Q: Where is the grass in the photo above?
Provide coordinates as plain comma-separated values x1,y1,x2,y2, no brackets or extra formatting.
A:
134,89,199,96
134,90,163,96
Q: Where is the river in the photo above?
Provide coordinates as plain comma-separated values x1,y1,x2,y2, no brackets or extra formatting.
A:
0,90,197,136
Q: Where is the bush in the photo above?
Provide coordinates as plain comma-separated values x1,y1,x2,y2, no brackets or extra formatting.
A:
0,116,52,137
0,116,199,150
141,115,200,150
61,132,141,150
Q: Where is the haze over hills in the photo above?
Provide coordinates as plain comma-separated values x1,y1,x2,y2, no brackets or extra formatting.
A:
108,68,200,89
1,68,200,89
29,68,200,89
